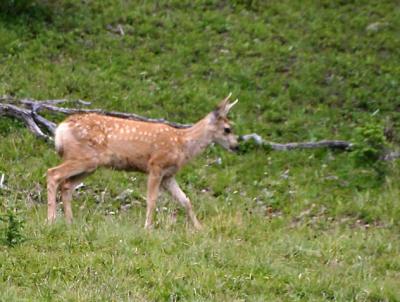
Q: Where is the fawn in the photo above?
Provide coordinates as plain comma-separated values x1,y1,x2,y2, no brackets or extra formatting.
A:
47,94,238,229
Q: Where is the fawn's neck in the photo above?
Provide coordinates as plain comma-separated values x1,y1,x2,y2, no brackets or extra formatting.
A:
181,116,214,161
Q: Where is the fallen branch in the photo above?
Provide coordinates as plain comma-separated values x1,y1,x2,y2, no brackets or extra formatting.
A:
240,133,352,151
20,98,192,129
0,103,52,140
1,96,399,160
382,151,400,161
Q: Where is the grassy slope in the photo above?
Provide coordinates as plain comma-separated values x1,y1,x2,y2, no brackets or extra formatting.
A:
1,0,400,301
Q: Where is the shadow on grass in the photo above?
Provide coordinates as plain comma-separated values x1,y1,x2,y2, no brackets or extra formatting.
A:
1,0,52,22
0,0,83,28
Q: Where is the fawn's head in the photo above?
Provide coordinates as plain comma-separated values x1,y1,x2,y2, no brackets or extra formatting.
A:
209,93,239,152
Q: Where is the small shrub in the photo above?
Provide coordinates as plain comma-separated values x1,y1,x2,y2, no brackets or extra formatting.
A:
0,208,26,247
351,120,388,178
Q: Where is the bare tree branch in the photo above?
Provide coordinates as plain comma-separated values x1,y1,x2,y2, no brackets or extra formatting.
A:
240,133,352,151
382,151,400,161
1,96,399,161
20,98,192,129
0,103,52,140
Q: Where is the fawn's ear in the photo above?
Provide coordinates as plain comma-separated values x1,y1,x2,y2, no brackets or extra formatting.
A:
214,93,238,119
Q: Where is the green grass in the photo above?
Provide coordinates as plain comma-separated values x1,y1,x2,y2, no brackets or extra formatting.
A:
1,0,400,301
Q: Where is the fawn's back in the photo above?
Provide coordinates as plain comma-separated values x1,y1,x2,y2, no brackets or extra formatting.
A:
55,113,184,173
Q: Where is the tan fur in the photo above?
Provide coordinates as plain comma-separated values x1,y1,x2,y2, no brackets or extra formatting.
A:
47,95,239,229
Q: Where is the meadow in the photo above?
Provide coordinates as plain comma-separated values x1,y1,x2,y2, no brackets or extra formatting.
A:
1,0,400,301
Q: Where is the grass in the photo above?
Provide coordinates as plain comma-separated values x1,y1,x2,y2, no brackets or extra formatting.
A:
1,0,400,301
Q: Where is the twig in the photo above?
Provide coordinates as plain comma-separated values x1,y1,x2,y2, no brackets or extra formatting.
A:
106,24,125,36
20,98,91,106
117,24,125,36
0,173,5,189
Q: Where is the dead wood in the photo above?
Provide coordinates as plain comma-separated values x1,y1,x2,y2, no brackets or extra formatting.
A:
0,102,52,140
19,97,192,129
240,133,352,151
382,151,400,161
1,96,399,160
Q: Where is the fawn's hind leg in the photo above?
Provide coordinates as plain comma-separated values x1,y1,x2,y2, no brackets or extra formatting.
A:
47,160,97,223
60,173,89,223
162,176,202,230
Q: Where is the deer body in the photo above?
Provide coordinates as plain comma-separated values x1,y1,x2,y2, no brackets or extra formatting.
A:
47,95,238,229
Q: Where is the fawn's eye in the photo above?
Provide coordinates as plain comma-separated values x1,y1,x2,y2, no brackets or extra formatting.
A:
224,127,231,134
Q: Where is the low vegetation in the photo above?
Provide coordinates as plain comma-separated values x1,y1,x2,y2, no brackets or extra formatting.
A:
1,0,399,301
